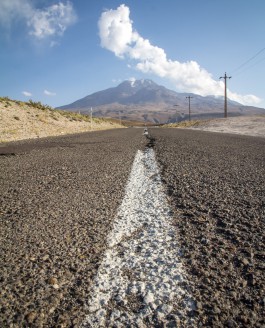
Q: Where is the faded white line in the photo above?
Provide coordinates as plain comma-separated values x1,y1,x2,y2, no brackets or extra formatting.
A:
82,148,196,327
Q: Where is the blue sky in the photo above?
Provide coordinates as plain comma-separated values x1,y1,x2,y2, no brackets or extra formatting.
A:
1,0,265,108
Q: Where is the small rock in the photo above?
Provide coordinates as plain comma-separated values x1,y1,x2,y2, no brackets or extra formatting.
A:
49,307,56,314
214,305,221,314
144,292,154,304
48,277,58,285
53,284,60,289
58,319,69,328
26,311,37,323
226,319,236,328
48,277,59,289
242,258,249,266
230,291,237,299
42,254,49,261
110,309,121,321
242,280,248,288
247,273,255,286
157,304,173,319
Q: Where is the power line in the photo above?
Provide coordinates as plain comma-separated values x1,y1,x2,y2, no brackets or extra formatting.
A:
233,55,265,77
230,46,265,75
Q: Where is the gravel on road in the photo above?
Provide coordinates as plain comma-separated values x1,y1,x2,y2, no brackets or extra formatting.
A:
151,128,265,327
1,127,264,328
0,129,145,327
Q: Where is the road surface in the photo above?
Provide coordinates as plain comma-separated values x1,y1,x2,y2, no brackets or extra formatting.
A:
0,128,264,327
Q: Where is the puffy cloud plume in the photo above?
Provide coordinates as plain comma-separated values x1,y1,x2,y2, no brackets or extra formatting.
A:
98,4,261,105
22,91,32,97
0,0,77,40
44,89,56,96
98,4,134,57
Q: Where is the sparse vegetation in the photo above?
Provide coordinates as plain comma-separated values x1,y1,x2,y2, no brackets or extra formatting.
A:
0,96,12,102
57,109,92,122
14,100,24,106
164,120,208,128
26,100,53,111
2,129,18,135
2,97,108,123
0,96,124,142
0,96,12,107
51,115,59,121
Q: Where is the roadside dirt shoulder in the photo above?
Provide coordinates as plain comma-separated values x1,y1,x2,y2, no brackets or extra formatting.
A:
188,115,265,137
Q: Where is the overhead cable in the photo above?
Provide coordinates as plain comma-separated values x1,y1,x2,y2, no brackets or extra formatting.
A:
230,46,265,76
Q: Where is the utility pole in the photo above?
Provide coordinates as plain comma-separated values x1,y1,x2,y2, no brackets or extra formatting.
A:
119,111,121,126
186,96,193,121
219,72,231,118
90,107,93,130
173,104,179,122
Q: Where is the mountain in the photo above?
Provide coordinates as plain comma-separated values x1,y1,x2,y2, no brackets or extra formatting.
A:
58,79,265,123
59,79,177,108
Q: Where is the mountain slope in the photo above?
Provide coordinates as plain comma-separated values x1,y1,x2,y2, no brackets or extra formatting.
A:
58,80,265,123
59,80,176,108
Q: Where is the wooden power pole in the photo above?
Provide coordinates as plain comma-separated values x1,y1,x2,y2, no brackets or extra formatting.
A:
90,107,93,130
219,72,231,118
186,96,193,121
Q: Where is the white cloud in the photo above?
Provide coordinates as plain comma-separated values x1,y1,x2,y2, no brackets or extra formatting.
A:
22,91,32,97
227,91,260,105
128,77,136,83
0,0,77,40
98,4,134,57
28,2,77,39
44,89,56,96
0,0,32,27
98,5,261,106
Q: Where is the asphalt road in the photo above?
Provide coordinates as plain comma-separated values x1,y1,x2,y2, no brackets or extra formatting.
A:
151,128,265,327
0,128,264,327
0,129,145,327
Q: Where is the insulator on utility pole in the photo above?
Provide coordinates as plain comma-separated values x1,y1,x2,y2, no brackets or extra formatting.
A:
186,96,193,121
219,72,231,118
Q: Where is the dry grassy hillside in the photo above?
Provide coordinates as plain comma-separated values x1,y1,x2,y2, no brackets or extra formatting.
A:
0,97,124,143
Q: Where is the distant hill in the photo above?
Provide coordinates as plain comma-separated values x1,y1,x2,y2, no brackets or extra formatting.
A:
58,79,265,123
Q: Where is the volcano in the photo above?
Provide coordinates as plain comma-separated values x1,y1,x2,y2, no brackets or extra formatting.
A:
58,79,265,123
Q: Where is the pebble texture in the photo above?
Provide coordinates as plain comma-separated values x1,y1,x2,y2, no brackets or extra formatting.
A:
1,127,264,328
151,128,265,327
0,129,145,327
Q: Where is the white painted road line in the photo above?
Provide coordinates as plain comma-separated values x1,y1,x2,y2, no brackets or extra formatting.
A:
82,148,196,327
